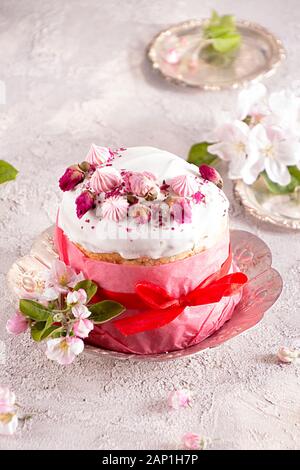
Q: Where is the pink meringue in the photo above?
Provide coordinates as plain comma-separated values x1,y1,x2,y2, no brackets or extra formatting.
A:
169,174,199,197
101,196,129,222
127,172,157,197
85,144,112,166
90,166,122,194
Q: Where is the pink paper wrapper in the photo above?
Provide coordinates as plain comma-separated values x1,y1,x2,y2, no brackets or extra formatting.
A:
55,224,242,354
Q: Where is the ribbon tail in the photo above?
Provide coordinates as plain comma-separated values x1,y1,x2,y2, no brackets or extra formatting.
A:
114,306,185,336
186,272,248,306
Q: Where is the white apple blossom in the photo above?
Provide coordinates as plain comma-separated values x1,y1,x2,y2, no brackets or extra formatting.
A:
245,124,300,185
208,120,250,180
43,260,84,295
266,89,300,135
0,412,18,436
237,82,267,121
209,84,300,186
0,386,18,436
46,336,84,365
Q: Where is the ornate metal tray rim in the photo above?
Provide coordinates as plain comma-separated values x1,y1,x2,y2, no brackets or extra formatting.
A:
147,19,286,90
234,180,300,230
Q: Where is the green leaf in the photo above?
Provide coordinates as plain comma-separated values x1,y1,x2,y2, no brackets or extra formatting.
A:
262,171,299,194
288,165,300,183
211,32,241,53
30,314,63,342
0,160,18,184
188,142,218,167
89,301,125,324
41,325,63,340
31,322,47,341
19,299,51,321
203,10,241,54
74,279,98,303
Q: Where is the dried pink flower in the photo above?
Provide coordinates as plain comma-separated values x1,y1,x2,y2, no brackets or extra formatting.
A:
129,204,151,224
75,191,95,219
199,164,223,189
59,165,85,191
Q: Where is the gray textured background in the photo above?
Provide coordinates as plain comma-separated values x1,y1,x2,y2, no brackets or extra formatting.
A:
0,0,299,450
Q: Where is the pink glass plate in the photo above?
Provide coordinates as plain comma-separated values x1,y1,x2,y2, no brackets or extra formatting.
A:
7,227,282,362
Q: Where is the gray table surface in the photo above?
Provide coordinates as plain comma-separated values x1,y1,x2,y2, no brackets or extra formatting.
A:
0,0,299,450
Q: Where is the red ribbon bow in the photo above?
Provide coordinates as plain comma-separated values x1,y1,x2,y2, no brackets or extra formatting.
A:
102,249,248,336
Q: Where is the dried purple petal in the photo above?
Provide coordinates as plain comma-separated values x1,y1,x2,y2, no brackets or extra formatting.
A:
75,191,95,219
193,191,205,204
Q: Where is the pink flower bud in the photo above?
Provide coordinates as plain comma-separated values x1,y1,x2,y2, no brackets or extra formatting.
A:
6,312,29,335
75,191,95,219
182,433,211,450
59,165,85,191
199,164,223,189
73,318,94,338
277,347,300,364
168,389,192,409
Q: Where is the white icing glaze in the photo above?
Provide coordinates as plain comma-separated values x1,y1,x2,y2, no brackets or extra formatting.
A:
58,146,229,259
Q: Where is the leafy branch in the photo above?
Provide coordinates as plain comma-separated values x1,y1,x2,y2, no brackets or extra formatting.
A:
19,279,125,343
202,10,241,54
188,144,300,195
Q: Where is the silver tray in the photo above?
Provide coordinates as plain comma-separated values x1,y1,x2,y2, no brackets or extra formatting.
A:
147,19,285,90
234,179,300,230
